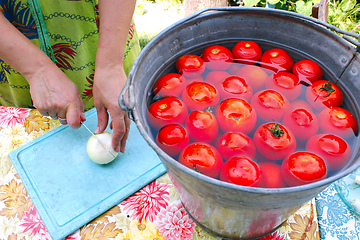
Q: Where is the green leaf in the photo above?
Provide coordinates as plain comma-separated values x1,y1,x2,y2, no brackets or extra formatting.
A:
267,0,280,4
243,0,260,7
312,0,321,4
339,0,356,12
296,1,313,16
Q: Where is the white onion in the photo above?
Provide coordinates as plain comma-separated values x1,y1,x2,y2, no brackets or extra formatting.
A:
86,131,118,164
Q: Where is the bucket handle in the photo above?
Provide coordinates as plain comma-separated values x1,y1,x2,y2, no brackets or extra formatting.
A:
183,7,360,50
119,71,135,121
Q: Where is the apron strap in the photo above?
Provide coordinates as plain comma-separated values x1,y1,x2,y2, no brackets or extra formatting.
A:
27,0,55,62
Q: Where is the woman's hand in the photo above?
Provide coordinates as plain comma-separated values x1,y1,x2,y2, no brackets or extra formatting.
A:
27,61,85,128
93,65,130,153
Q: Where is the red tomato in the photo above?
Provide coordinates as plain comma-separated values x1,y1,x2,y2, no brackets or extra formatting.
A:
281,152,327,187
289,99,313,111
156,124,190,157
220,156,262,187
259,162,287,188
176,54,206,78
181,82,220,111
217,132,256,161
318,107,358,139
250,90,290,122
282,108,319,141
201,45,233,71
227,63,243,75
153,73,187,98
260,48,294,73
236,65,268,91
305,80,343,111
178,142,223,178
265,72,301,101
306,134,352,171
253,123,297,160
185,110,219,143
147,97,188,130
292,59,323,85
204,70,230,86
232,41,262,64
216,76,253,102
215,98,257,134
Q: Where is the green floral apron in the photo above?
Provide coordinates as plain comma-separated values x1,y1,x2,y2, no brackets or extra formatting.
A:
0,0,140,111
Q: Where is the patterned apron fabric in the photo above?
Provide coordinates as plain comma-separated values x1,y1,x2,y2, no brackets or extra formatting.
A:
0,0,140,111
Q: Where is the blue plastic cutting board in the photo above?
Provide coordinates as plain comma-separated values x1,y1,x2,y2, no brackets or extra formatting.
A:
9,108,166,240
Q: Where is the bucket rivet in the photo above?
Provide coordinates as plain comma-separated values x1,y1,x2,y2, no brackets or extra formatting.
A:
352,68,357,74
341,58,347,63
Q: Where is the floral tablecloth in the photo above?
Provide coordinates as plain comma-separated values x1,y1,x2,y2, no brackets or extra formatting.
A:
0,106,322,240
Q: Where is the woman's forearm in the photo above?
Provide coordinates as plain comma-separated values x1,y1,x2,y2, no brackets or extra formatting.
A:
0,13,54,81
95,0,136,68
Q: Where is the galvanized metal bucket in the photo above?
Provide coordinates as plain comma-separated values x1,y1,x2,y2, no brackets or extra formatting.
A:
119,7,360,239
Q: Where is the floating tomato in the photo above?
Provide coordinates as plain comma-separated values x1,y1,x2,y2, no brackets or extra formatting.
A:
282,108,319,141
318,107,358,139
292,59,323,85
305,80,343,111
217,132,256,161
281,151,327,187
259,162,287,188
232,41,262,64
153,73,187,98
185,110,219,143
220,156,262,187
216,76,253,101
260,48,294,73
181,82,220,111
201,44,233,71
306,134,352,171
156,124,190,157
253,123,296,160
176,54,206,78
147,97,188,130
204,70,230,86
215,98,257,134
236,64,268,91
250,89,290,122
178,142,223,178
265,71,301,101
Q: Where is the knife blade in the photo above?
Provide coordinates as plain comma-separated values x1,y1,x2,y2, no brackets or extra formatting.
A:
81,121,117,158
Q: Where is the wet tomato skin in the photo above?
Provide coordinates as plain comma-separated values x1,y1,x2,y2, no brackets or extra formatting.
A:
306,134,352,171
153,73,187,98
282,108,319,141
156,124,190,158
176,54,206,78
181,82,220,111
259,162,287,188
281,151,327,187
292,59,323,85
265,71,301,101
236,65,268,91
305,80,343,111
232,41,262,64
215,98,257,134
318,107,358,139
217,132,256,161
204,70,230,86
260,48,294,73
178,142,223,178
216,76,253,102
253,122,297,161
250,89,290,122
201,45,233,71
185,110,219,143
220,156,262,187
147,97,188,130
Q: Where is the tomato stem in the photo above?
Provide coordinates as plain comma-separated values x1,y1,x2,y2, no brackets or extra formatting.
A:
319,80,335,97
266,123,284,138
